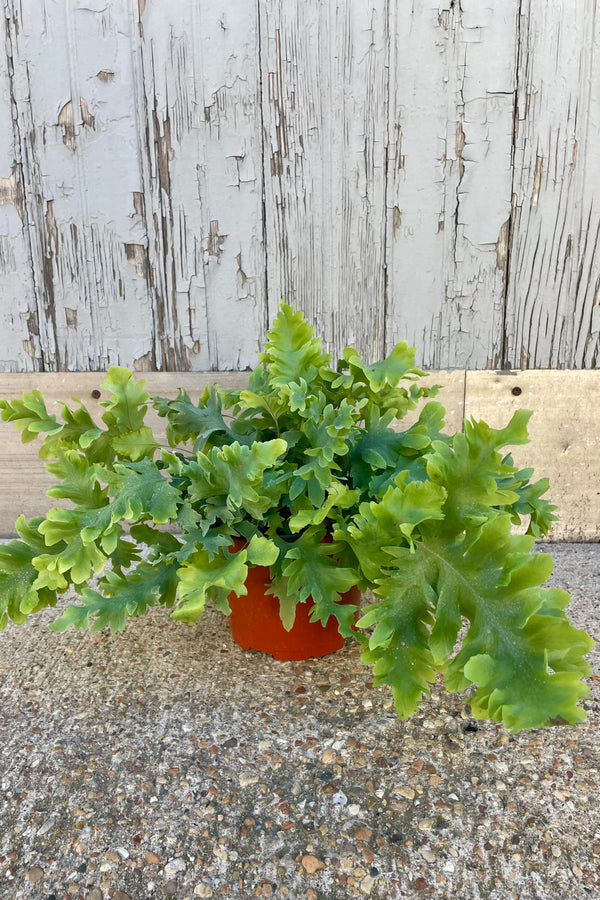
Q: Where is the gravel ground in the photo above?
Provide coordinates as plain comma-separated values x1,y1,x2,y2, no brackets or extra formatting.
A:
0,542,599,900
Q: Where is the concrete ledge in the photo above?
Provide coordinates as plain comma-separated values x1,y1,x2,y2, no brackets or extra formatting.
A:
0,542,598,899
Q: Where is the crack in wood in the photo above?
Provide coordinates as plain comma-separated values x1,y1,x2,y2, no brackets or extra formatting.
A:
124,243,149,279
0,166,24,219
57,98,95,152
4,4,52,370
531,154,543,207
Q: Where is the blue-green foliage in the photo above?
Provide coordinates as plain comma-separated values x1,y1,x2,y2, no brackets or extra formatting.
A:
0,304,593,732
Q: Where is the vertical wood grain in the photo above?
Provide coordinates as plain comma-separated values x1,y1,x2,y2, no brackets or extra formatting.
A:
5,0,154,371
0,7,39,371
259,0,388,363
385,0,519,369
0,1,599,373
132,0,265,370
504,0,600,369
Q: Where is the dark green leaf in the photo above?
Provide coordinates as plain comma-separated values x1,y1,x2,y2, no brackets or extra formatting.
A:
280,530,359,637
0,524,59,628
153,385,256,451
103,458,181,524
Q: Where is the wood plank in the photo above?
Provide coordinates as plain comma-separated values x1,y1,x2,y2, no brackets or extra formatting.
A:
259,0,389,362
0,9,39,371
384,2,450,366
386,1,518,369
464,370,600,541
399,370,466,437
504,0,600,368
133,0,266,370
0,372,247,532
5,0,154,371
0,368,465,535
0,370,596,539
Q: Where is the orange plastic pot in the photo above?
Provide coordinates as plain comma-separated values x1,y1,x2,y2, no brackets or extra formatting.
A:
227,540,360,661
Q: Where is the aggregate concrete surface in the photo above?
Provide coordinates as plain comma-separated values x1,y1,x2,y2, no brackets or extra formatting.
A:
0,543,599,900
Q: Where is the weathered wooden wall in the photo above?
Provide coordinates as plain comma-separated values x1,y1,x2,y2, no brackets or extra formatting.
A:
1,1,599,371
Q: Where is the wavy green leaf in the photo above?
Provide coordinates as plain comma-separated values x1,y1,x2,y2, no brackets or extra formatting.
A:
154,385,256,451
100,366,150,434
0,390,62,443
45,450,107,507
341,342,424,392
265,575,300,631
103,458,181,524
246,535,280,566
426,410,533,530
358,575,438,718
111,426,159,461
0,520,59,628
173,439,287,521
361,515,594,732
289,481,360,533
49,559,180,633
41,400,109,461
259,303,331,386
280,531,359,638
340,476,447,581
173,548,249,624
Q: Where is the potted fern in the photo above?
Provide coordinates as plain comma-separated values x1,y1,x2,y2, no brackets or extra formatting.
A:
0,304,594,732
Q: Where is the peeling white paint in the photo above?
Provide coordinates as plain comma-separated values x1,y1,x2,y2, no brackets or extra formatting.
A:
261,1,389,361
505,0,600,369
4,0,153,370
0,1,599,371
387,1,519,369
132,0,265,370
0,10,39,371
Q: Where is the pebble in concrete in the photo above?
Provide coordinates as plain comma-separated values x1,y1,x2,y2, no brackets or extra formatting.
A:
0,543,598,898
